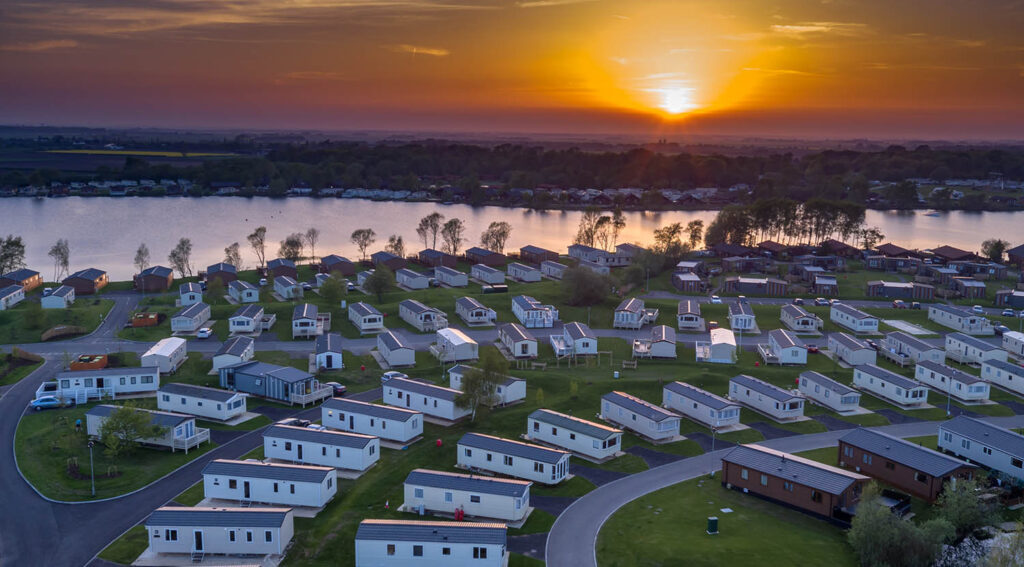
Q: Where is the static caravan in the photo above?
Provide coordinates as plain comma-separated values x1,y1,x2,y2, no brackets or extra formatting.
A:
600,391,681,441
939,416,1024,482
448,364,526,406
86,405,208,452
349,302,384,334
432,328,479,363
292,303,322,339
541,260,568,279
142,337,187,373
798,371,861,413
145,507,294,558
527,409,622,461
403,469,531,522
472,264,506,285
179,282,202,306
457,433,570,484
383,377,472,422
228,280,259,303
264,423,379,472
520,245,559,264
507,262,541,283
229,304,264,334
322,397,423,443
884,331,944,364
63,268,108,295
418,248,457,268
377,330,416,368
355,519,506,567
928,304,992,334
315,333,344,370
695,328,737,364
0,285,28,311
170,302,210,333
662,381,741,429
274,276,302,300
551,322,597,357
728,303,756,331
830,304,879,333
212,336,255,373
633,325,677,359
158,383,247,421
828,332,877,366
396,268,431,290
981,359,1024,395
498,323,538,359
206,262,237,285
321,254,357,276
202,459,336,508
852,364,929,406
677,300,704,331
268,258,298,280
945,332,1008,365
455,297,496,326
780,304,822,332
372,251,407,271
614,297,658,330
511,295,558,328
672,272,706,293
760,329,807,365
729,374,804,420
1003,331,1024,357
219,361,331,405
914,360,990,402
400,299,448,332
0,268,41,292
45,366,160,403
435,266,468,287
41,285,75,309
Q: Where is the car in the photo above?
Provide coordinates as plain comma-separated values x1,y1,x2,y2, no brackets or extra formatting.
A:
814,298,829,306
324,381,347,396
1003,309,1016,317
196,328,212,339
792,298,805,306
738,296,748,304
346,280,356,291
42,287,53,296
994,325,1011,336
30,396,72,411
1019,310,1024,318
892,300,907,309
302,282,313,291
972,305,984,314
259,278,268,286
381,370,408,385
707,321,719,330
866,339,879,350
806,343,819,353
829,299,841,305
710,295,722,304
911,302,922,310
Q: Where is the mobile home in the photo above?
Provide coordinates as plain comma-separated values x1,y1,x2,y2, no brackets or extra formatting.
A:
498,322,538,359
142,337,187,373
729,374,804,420
980,359,1024,396
212,336,255,373
945,332,1008,365
457,433,570,484
396,268,431,290
448,364,526,406
633,325,677,359
526,408,623,461
399,299,448,332
852,364,929,406
383,377,472,422
797,371,861,413
229,304,264,334
939,416,1024,482
228,280,259,303
914,360,990,402
202,459,336,508
349,302,385,334
455,296,496,326
830,304,879,333
828,332,877,366
662,381,741,429
614,297,658,329
431,328,479,363
600,391,681,441
354,519,506,567
403,469,531,522
158,383,247,421
86,405,208,452
507,262,541,283
883,331,945,364
264,423,379,472
219,361,331,405
511,295,558,328
377,330,416,368
170,302,210,333
435,266,468,287
315,333,344,370
780,304,822,332
760,329,807,365
677,300,704,331
322,397,423,443
471,264,506,285
928,304,992,334
145,507,293,558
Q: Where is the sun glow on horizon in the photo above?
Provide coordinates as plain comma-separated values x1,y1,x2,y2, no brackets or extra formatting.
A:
656,86,698,115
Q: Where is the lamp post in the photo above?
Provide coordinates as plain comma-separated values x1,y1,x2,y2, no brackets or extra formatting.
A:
946,377,952,417
87,440,96,497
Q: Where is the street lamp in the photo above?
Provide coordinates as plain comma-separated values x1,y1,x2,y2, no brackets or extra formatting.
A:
87,440,96,497
946,377,952,417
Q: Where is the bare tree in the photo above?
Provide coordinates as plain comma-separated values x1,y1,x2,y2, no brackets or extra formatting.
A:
133,243,150,274
48,238,70,282
167,237,194,278
350,228,376,261
573,208,602,247
278,233,304,262
385,234,406,258
224,242,243,269
441,218,467,256
247,226,267,269
611,209,626,248
416,212,444,250
304,227,321,263
593,216,613,251
480,221,513,254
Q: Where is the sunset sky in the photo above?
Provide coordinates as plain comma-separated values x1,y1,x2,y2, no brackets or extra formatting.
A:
2,0,1023,139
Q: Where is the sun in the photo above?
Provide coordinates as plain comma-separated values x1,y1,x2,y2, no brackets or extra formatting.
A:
657,86,698,115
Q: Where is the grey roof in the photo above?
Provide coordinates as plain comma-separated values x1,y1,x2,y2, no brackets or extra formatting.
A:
57,366,159,380
917,360,985,385
466,246,502,258
322,254,353,266
508,262,538,273
0,268,39,281
293,303,318,320
436,266,464,277
207,262,236,274
722,445,867,496
799,371,855,395
854,364,924,390
651,325,676,343
0,285,21,298
396,268,427,280
66,268,106,281
231,304,263,320
673,273,702,283
448,365,523,388
356,519,506,545
522,245,556,256
228,361,313,384
832,303,874,320
323,398,420,422
839,428,975,476
729,302,755,317
160,382,240,402
387,377,460,401
564,321,595,340
400,299,438,315
264,424,375,448
86,405,191,428
268,258,295,269
528,408,621,440
947,332,1001,352
768,329,804,349
499,322,535,343
473,264,501,274
983,359,1024,376
931,304,974,317
275,275,298,287
378,329,411,351
229,279,256,291
316,332,343,354
730,374,800,402
405,469,530,498
831,332,871,351
180,282,202,294
147,507,290,528
202,459,332,483
50,285,74,298
419,248,449,259
139,265,173,278
886,331,938,353
953,278,987,288
663,382,738,410
617,297,644,313
458,433,568,464
815,276,838,286
512,295,543,311
350,301,382,317
678,299,701,316
941,416,1024,458
173,302,208,319
541,260,567,271
781,304,814,320
216,336,254,357
602,391,678,422
456,296,487,311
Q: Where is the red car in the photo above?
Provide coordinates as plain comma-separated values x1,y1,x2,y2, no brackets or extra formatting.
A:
806,344,819,353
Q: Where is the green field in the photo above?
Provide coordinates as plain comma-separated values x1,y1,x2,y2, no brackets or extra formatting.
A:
0,357,43,387
0,297,113,344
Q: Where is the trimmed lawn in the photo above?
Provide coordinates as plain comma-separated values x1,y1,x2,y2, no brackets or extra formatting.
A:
510,510,557,535
0,357,43,387
97,525,148,564
0,297,114,343
14,398,217,501
175,481,206,505
596,477,858,567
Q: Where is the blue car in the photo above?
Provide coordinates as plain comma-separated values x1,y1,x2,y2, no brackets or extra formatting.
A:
29,396,71,411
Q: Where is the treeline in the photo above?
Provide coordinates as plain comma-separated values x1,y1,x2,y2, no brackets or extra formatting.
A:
704,198,877,247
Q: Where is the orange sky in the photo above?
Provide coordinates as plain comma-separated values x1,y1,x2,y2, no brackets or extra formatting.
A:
2,0,1023,139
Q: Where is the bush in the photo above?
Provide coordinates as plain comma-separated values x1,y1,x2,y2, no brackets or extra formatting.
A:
561,267,611,306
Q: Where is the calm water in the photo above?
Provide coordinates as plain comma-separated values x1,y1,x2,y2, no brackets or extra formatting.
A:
0,197,1003,280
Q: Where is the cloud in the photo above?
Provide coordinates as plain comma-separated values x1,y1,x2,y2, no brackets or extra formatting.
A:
954,39,986,48
516,0,598,8
0,39,79,51
742,67,820,76
389,44,450,56
721,32,766,42
770,21,868,37
609,57,628,65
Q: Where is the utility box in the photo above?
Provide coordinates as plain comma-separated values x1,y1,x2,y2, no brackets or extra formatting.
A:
706,516,719,535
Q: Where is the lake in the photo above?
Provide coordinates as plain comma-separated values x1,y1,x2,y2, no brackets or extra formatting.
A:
0,197,1008,280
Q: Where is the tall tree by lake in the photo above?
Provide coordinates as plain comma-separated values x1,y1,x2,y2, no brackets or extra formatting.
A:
48,238,70,282
133,243,150,274
247,226,267,269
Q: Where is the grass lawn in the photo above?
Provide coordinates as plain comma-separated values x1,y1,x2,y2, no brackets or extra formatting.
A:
596,477,858,567
174,481,206,505
0,297,114,343
97,525,148,564
14,398,217,501
0,357,43,387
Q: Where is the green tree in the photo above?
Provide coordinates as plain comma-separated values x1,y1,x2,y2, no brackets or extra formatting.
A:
858,227,885,251
888,181,920,208
278,233,304,262
611,209,626,248
385,234,406,258
985,523,1024,567
0,235,27,275
206,277,224,302
223,242,243,269
573,208,602,247
320,275,344,305
133,243,150,274
441,219,466,256
364,266,393,302
167,237,194,278
304,227,321,263
981,238,1010,263
685,220,704,250
416,212,445,250
561,266,611,306
48,238,70,282
935,477,995,540
848,483,954,567
480,221,513,254
652,222,689,261
454,350,508,422
247,226,268,268
350,228,376,261
98,402,168,459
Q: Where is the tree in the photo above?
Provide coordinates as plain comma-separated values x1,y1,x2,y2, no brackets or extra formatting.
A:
416,212,444,250
985,523,1024,567
561,267,611,306
441,218,467,256
167,238,194,278
48,238,70,282
320,275,344,305
223,242,243,269
0,235,27,275
611,209,626,248
278,233,304,262
206,277,224,301
98,402,168,459
247,226,268,269
858,227,885,251
593,216,613,251
981,238,1010,263
480,221,512,254
454,350,508,421
848,483,954,567
363,266,393,302
133,243,150,274
653,222,688,261
573,208,602,247
935,477,995,540
685,220,704,250
304,227,321,263
350,228,376,261
385,234,406,258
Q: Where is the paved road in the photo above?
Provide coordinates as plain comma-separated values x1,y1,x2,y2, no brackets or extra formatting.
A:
545,415,1024,567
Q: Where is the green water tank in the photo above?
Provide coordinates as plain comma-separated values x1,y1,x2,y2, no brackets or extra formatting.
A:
706,516,719,535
